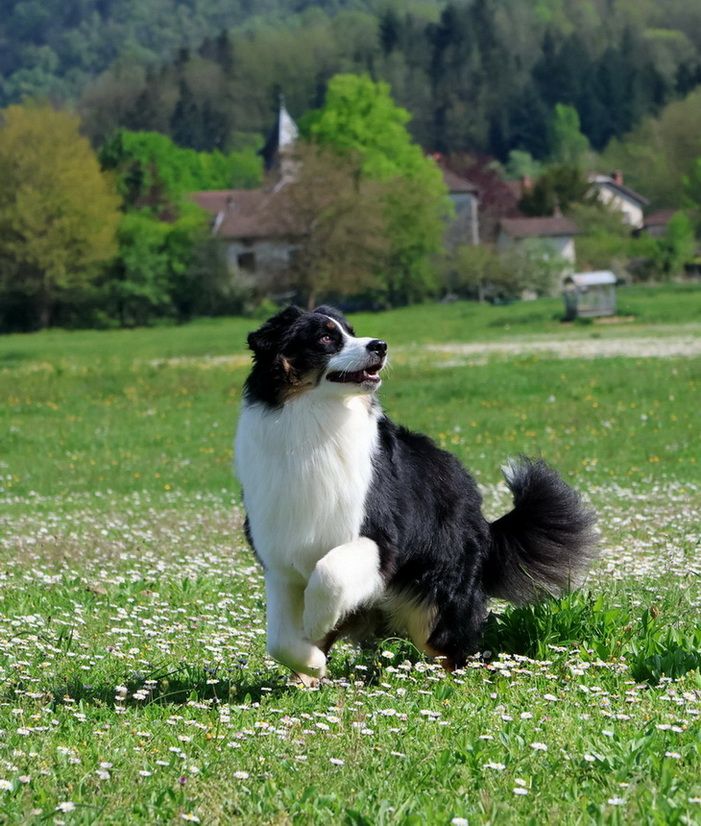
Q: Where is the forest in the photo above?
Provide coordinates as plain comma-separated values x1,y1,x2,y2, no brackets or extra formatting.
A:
2,0,701,164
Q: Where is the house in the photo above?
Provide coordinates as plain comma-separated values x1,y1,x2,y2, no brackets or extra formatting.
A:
190,187,297,291
191,101,301,289
467,158,523,242
588,171,649,230
497,215,579,269
434,158,480,247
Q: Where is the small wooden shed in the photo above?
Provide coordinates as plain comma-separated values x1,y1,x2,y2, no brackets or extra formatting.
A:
563,271,617,320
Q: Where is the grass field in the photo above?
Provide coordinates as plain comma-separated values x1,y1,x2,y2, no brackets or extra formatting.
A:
0,284,700,824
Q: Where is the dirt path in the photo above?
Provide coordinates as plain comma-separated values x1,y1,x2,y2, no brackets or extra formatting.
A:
426,334,701,362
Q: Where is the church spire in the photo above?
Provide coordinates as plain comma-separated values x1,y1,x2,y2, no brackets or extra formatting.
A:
260,95,299,172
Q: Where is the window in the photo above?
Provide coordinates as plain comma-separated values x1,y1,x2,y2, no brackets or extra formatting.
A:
237,251,256,273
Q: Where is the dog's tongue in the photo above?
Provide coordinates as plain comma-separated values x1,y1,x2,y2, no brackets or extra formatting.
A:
327,368,380,384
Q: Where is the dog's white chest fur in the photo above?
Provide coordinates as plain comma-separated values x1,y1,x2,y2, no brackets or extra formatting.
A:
235,393,379,580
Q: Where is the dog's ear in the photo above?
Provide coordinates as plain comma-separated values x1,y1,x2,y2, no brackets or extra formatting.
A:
247,305,304,357
312,304,339,317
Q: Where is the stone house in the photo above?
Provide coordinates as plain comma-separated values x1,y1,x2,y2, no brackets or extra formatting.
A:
190,102,301,292
190,187,298,293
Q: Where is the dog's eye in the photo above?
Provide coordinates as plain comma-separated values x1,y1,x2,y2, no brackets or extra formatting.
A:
319,334,333,345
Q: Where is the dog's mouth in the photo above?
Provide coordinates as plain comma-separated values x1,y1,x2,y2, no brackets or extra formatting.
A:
326,363,383,385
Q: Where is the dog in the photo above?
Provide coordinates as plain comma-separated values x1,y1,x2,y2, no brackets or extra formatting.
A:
235,305,598,682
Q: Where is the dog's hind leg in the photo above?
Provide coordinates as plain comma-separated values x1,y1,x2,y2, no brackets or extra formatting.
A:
303,537,385,644
265,572,327,680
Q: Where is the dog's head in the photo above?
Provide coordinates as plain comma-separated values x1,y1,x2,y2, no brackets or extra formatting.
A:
244,305,387,406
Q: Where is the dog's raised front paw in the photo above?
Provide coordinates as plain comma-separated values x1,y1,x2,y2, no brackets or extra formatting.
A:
303,564,343,642
303,592,341,644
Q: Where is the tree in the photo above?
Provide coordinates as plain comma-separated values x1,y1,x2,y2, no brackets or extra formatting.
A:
501,240,569,297
602,88,701,209
0,104,120,330
444,240,564,303
550,103,589,166
519,164,588,216
109,212,173,327
683,155,701,232
303,73,451,305
107,204,212,326
379,9,401,56
503,150,543,181
647,212,696,278
501,82,553,161
443,245,508,302
567,202,634,274
99,129,262,214
278,143,390,309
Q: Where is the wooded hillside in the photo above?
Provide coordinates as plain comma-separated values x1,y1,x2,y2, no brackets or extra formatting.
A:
2,1,701,163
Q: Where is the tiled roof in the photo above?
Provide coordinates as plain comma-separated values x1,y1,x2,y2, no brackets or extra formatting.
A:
441,166,478,194
643,209,676,228
499,215,579,239
191,187,298,240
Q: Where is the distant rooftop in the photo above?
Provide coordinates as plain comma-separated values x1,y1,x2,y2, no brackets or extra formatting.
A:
643,209,676,228
191,188,296,239
589,173,649,207
440,166,479,195
499,215,579,239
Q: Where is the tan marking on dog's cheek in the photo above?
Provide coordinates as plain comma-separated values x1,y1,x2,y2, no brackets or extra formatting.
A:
279,368,323,402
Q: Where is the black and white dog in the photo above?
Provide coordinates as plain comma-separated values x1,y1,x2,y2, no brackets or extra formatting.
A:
235,305,598,682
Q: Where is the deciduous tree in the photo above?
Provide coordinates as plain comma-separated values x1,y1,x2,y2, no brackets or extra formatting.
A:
0,104,120,330
303,73,451,304
279,143,389,309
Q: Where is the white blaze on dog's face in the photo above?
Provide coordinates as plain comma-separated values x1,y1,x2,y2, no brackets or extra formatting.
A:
244,305,388,405
321,316,387,395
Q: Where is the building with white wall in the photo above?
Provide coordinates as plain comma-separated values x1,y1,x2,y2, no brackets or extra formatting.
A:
588,172,649,230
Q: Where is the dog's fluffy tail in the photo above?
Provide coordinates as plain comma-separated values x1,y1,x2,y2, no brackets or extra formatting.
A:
483,457,599,605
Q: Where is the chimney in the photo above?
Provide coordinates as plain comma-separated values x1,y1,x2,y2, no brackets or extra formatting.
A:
611,169,624,186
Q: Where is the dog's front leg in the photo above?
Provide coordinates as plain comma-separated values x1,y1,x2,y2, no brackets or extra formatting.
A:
265,572,327,680
303,537,385,643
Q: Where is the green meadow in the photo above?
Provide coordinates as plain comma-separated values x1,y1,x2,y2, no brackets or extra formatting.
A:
0,284,700,824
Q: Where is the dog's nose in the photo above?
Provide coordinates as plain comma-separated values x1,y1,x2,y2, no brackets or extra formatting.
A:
367,339,387,356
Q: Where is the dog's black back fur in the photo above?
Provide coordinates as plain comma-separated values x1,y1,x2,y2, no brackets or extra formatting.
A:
361,417,492,664
361,421,597,667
